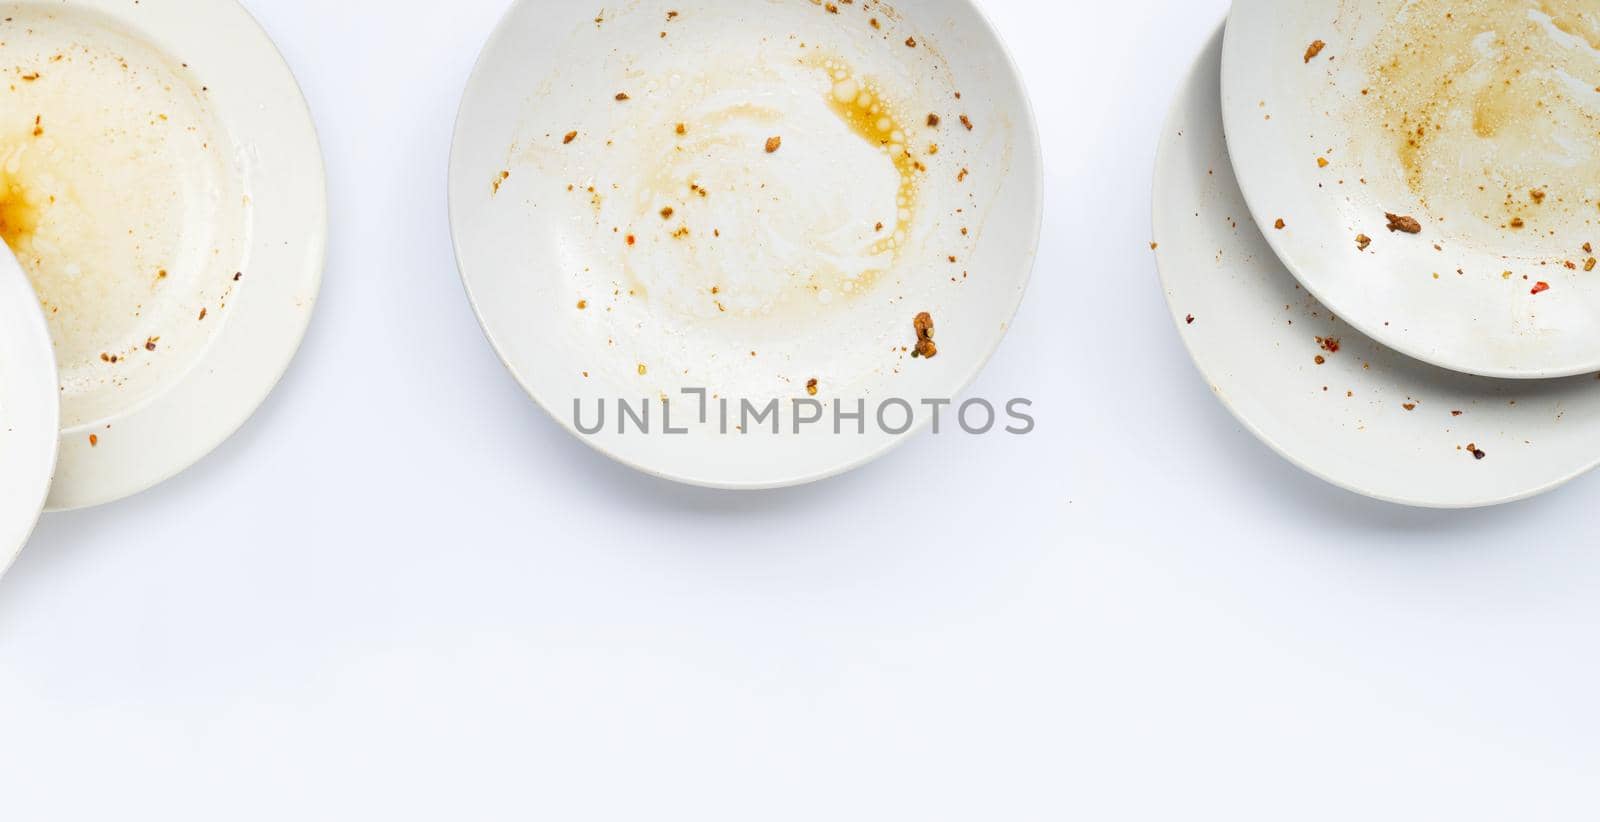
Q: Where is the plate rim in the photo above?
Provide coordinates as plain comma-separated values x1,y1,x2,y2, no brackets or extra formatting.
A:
0,248,60,574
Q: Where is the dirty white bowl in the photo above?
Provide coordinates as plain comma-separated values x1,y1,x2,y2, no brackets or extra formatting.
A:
1223,0,1600,379
1158,25,1600,508
0,246,58,573
451,0,1041,488
0,0,327,510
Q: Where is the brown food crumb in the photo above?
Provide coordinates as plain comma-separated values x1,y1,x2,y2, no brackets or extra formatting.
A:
1314,355,1326,365
577,299,588,310
144,336,159,352
1185,314,1195,325
1510,217,1525,229
88,434,97,447
905,37,917,47
927,113,940,127
959,114,973,131
1587,258,1597,272
660,206,674,219
1274,218,1286,230
765,135,782,153
1385,212,1422,234
1317,336,1341,353
615,92,630,101
1356,233,1372,250
563,131,578,144
1403,403,1417,411
1469,443,1487,460
911,311,938,359
1304,40,1326,63
1531,189,1546,204
675,122,686,135
806,378,819,396
1532,281,1550,295
198,308,207,321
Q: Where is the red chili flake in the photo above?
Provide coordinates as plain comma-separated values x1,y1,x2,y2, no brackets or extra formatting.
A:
1531,281,1550,295
1185,314,1195,325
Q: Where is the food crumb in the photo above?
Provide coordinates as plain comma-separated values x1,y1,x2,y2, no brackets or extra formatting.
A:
145,336,159,352
905,36,917,47
959,114,973,131
1304,40,1326,63
1356,233,1371,250
1385,212,1422,234
563,131,578,144
1468,443,1487,460
89,434,98,447
614,92,630,101
806,378,819,397
1185,314,1195,325
765,135,782,153
927,113,940,127
1317,336,1340,353
1274,218,1286,230
1532,281,1550,295
911,311,937,359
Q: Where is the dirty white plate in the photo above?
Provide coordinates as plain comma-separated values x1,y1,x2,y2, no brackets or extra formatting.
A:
1222,0,1600,379
0,0,326,510
1157,25,1600,509
451,0,1041,488
0,245,58,573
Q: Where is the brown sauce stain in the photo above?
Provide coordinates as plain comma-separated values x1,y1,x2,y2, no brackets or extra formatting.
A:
1364,0,1600,232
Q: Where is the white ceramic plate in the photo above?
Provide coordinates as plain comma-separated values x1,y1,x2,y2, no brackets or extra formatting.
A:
1157,25,1600,509
1222,0,1600,379
451,0,1041,489
0,245,58,573
0,0,326,510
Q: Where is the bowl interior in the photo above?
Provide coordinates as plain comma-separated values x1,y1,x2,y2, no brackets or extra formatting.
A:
452,0,1041,488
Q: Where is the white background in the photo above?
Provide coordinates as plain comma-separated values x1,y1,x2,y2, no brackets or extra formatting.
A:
4,0,1599,818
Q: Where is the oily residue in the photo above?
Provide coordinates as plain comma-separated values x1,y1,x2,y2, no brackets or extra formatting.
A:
1365,0,1600,232
822,59,919,257
0,169,40,249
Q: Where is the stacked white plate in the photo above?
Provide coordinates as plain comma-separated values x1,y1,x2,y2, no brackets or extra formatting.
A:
1154,0,1600,508
0,0,325,571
